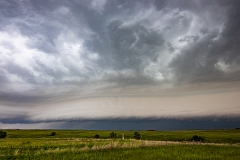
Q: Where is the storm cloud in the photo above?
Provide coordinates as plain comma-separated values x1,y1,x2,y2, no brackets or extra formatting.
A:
0,0,240,129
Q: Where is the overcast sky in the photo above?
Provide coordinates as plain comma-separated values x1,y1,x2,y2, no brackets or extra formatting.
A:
0,0,240,129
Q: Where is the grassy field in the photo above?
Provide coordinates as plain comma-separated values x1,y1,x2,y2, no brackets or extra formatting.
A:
4,129,240,143
0,129,240,159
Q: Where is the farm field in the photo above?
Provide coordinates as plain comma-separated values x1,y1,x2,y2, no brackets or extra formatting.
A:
0,129,240,159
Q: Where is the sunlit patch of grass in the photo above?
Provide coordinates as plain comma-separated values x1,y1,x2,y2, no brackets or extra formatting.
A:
13,149,19,156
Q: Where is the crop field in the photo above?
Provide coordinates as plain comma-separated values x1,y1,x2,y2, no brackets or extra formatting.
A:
0,129,240,159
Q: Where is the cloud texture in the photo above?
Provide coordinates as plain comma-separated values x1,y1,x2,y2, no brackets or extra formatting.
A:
0,0,240,128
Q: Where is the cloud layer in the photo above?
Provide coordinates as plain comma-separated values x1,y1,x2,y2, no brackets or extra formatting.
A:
0,0,240,127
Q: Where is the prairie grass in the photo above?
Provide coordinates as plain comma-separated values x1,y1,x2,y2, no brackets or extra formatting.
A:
3,129,240,143
0,143,240,160
0,129,240,159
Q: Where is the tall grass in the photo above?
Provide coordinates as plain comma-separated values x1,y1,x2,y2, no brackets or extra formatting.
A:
1,129,240,159
1,144,240,160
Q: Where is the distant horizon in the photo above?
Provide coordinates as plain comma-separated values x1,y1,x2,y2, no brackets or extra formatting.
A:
1,117,240,130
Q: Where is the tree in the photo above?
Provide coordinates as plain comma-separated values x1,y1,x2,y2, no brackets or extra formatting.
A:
95,134,100,138
134,132,141,139
110,132,117,138
51,132,56,136
0,131,7,138
191,135,204,141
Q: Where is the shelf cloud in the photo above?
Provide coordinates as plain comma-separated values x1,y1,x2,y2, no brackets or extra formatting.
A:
0,0,240,129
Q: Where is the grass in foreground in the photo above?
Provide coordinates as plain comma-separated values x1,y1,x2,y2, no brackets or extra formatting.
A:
1,129,240,159
1,144,240,160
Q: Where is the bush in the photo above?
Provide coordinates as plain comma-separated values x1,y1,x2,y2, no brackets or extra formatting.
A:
134,132,141,139
0,131,7,138
51,132,56,136
95,134,100,138
110,132,117,138
191,135,204,141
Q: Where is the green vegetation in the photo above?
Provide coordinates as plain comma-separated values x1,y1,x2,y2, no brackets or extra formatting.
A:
95,134,100,138
3,129,240,143
0,129,239,159
0,131,7,138
191,135,204,141
51,132,56,136
110,132,117,138
133,132,141,139
0,139,239,160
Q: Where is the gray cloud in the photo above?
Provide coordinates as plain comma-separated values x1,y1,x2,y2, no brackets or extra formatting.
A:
169,1,240,85
0,0,240,126
106,20,164,70
1,118,240,130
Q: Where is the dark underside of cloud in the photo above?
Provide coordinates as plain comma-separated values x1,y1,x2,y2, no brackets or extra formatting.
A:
0,0,240,128
1,117,240,130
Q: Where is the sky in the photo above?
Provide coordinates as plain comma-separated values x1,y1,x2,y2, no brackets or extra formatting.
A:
0,0,240,130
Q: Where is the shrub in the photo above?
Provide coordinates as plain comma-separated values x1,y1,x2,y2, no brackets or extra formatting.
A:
51,132,56,136
0,131,7,138
134,132,141,139
95,134,100,138
191,135,204,141
110,132,117,138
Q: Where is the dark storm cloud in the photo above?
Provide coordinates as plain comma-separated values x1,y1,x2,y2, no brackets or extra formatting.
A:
1,0,228,90
0,91,49,105
153,0,168,10
169,1,240,84
179,35,199,43
169,30,221,83
1,117,240,130
0,0,240,126
199,28,209,35
103,20,164,72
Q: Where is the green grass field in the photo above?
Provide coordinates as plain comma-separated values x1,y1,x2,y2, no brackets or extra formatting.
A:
4,129,240,143
0,129,240,159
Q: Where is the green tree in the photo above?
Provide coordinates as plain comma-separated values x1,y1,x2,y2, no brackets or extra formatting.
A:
51,132,56,136
191,135,204,141
110,132,117,138
134,132,141,139
95,134,100,138
0,131,7,138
